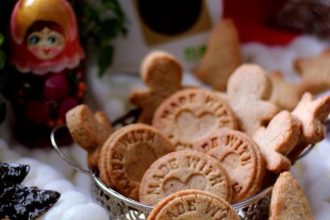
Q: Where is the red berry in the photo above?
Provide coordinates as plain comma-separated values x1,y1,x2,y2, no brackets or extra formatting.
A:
58,96,79,120
25,101,51,124
44,74,69,100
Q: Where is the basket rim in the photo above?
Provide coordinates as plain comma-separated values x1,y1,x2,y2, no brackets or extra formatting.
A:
92,171,273,211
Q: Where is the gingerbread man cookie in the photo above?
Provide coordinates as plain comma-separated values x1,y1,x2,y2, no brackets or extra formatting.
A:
130,51,183,124
295,50,330,94
253,111,301,173
194,19,242,91
269,172,314,220
289,92,330,161
227,64,280,136
269,71,304,110
66,104,113,170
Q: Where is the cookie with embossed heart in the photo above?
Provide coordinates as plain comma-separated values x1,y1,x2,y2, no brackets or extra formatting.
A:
147,189,240,220
152,88,238,151
139,150,232,205
199,129,266,203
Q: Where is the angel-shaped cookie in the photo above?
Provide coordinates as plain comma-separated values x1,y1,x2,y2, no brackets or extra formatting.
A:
130,51,182,124
289,92,330,161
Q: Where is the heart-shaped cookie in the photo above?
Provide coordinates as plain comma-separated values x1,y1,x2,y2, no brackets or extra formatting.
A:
139,150,232,205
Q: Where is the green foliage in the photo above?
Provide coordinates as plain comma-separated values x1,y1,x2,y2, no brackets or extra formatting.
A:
70,0,127,76
0,33,6,70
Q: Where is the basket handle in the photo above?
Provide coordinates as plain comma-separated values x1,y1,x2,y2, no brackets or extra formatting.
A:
50,125,93,175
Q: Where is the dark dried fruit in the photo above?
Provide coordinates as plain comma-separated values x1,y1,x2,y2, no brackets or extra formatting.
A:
0,163,61,220
269,0,330,38
0,163,30,187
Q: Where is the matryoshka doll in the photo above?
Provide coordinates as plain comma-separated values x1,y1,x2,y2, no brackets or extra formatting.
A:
8,0,85,147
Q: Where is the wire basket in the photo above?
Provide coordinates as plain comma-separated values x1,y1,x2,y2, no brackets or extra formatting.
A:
50,108,324,220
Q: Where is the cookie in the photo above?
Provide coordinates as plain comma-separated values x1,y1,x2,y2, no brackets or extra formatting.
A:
97,125,129,187
66,104,112,170
289,92,330,161
130,51,183,124
253,111,301,173
227,64,280,136
152,88,237,150
269,71,304,110
139,150,232,205
294,50,330,94
98,124,175,200
269,171,314,220
204,129,265,202
194,19,242,91
147,189,240,220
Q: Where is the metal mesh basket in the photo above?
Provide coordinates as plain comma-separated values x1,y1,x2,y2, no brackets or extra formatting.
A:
51,108,325,220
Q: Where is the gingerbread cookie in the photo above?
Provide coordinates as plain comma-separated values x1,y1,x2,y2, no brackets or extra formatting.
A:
227,64,280,136
152,88,237,150
66,104,112,170
98,124,175,200
130,51,183,124
147,189,240,220
194,19,242,91
295,50,330,94
139,150,232,205
269,71,304,110
253,111,301,173
204,129,265,202
289,92,330,161
269,172,314,220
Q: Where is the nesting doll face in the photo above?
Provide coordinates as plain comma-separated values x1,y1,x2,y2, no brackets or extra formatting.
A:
27,26,65,60
10,0,84,74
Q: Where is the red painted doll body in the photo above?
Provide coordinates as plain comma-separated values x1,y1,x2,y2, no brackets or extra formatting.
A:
8,0,85,147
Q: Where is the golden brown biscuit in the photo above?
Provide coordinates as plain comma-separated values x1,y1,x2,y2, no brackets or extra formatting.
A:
147,189,240,220
269,71,304,110
269,172,314,220
194,19,242,91
97,125,129,187
205,129,265,202
253,111,301,173
295,50,330,94
289,92,330,161
227,64,280,137
139,150,232,205
98,123,175,200
66,104,112,170
130,51,183,124
152,88,237,150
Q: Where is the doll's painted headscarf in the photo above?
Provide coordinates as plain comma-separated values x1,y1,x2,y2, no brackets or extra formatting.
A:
10,0,84,75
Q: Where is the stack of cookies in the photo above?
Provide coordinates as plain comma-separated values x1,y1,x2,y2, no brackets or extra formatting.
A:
66,50,330,219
